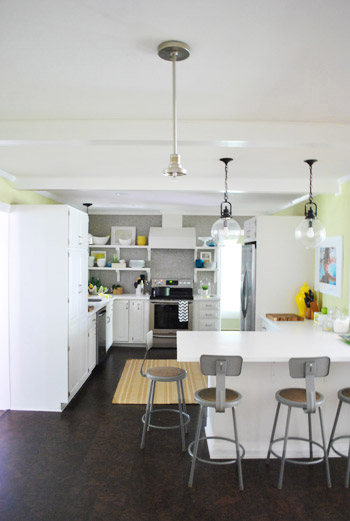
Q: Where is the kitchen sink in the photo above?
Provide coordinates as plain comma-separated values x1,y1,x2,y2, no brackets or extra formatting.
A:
88,298,102,302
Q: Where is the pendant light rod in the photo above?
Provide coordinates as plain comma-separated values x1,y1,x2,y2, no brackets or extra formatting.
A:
220,158,233,203
171,50,178,155
158,41,190,178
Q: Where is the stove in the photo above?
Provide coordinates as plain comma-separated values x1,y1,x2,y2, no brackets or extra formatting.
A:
150,279,193,348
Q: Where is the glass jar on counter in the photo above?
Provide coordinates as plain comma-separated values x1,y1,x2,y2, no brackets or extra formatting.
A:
200,278,211,297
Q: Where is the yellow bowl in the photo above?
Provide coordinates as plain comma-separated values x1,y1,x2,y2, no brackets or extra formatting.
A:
137,236,147,245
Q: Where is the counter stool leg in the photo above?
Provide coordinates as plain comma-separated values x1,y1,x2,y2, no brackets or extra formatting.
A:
319,407,331,488
308,413,313,460
188,405,205,487
141,380,154,449
327,400,342,455
147,380,156,431
267,402,281,464
278,406,291,490
232,407,244,490
176,380,186,451
180,380,189,434
345,438,350,488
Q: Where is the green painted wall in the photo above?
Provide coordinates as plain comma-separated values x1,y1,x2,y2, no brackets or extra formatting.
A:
0,177,56,205
275,182,350,313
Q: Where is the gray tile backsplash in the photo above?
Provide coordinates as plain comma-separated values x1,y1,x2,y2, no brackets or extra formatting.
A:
88,214,250,295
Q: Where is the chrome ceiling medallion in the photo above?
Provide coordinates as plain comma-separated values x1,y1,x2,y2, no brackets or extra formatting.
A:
211,158,241,246
158,41,190,179
295,159,326,248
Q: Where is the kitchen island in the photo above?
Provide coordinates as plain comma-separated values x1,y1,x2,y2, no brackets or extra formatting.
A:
177,321,350,459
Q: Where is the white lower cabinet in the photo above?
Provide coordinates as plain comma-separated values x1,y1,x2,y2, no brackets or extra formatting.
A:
88,315,97,373
106,301,114,351
193,299,221,331
69,316,89,400
113,298,150,345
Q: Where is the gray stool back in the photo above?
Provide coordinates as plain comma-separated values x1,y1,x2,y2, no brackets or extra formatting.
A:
200,355,243,413
188,355,244,489
140,330,189,451
289,357,330,413
266,356,331,489
328,388,350,487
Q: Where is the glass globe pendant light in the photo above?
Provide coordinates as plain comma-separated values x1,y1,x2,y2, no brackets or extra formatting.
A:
211,158,241,246
295,159,326,248
158,41,190,179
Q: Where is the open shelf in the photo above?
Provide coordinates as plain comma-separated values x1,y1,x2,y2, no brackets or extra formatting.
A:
89,266,150,282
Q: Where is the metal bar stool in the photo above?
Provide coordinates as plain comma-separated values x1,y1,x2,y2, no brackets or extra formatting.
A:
266,357,331,489
140,331,190,451
328,388,350,487
188,355,244,490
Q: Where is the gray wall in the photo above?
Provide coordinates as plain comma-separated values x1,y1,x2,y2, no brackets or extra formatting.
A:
88,214,249,294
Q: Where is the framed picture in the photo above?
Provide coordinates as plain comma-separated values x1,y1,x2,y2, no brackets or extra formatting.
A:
315,236,343,297
200,251,212,263
111,226,136,245
91,251,106,262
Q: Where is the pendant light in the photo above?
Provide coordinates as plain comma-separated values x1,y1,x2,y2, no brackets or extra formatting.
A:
211,158,241,246
295,159,326,248
158,41,190,179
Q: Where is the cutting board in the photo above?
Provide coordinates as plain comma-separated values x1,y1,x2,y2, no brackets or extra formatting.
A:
266,313,304,321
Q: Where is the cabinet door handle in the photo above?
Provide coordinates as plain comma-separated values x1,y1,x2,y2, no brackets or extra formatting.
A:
78,284,82,293
107,317,111,323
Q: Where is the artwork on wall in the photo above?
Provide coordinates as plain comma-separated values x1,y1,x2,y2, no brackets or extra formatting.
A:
91,251,106,262
111,226,136,245
315,236,343,297
200,251,212,263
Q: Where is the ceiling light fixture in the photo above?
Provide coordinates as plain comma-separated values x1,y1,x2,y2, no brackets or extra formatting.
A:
158,41,190,179
295,159,326,248
82,203,92,214
211,158,241,246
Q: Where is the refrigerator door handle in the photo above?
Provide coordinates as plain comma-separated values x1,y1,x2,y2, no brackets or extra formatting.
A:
241,270,249,318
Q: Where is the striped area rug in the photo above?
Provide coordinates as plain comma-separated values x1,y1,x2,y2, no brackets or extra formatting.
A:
112,359,207,404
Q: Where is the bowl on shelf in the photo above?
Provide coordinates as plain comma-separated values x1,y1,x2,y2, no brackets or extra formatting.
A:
118,237,132,245
92,235,110,245
97,258,107,267
129,260,145,268
198,237,212,247
204,262,216,269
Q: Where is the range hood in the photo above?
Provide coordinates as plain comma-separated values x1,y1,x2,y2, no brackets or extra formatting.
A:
149,215,196,249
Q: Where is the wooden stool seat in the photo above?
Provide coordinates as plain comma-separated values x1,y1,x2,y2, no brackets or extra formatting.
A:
339,388,350,403
147,366,186,378
195,387,239,404
278,388,322,404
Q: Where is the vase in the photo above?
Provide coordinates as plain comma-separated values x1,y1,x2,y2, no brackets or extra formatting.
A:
296,282,310,317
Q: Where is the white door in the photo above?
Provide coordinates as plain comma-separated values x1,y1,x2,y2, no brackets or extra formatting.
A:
68,319,82,398
88,316,97,373
69,249,88,321
129,300,145,343
113,300,129,342
106,301,114,350
69,207,88,248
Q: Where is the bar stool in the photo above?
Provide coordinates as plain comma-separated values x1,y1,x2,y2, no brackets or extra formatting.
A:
188,355,244,490
266,357,331,489
328,388,350,487
140,331,190,451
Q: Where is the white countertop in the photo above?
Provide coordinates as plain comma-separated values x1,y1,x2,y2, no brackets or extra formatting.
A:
177,320,350,363
193,295,220,301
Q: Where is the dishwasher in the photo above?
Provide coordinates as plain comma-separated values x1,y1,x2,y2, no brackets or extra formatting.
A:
96,308,107,364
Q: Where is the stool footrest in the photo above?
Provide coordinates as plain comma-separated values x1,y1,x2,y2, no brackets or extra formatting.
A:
142,408,190,430
188,436,245,466
329,435,350,459
270,436,326,466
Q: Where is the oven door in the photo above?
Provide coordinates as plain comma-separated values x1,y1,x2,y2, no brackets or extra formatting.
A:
150,300,193,348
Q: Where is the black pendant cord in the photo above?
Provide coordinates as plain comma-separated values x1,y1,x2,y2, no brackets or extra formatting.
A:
224,163,228,203
219,158,233,219
304,159,318,219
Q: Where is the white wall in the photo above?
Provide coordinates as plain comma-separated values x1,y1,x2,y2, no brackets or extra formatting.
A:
0,203,10,409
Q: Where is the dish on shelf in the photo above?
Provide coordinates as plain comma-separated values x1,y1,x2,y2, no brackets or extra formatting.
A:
198,237,212,247
118,237,132,245
204,262,216,269
129,260,145,268
97,258,107,267
92,235,110,245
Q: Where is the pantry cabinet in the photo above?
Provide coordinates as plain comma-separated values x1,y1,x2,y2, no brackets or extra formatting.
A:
113,298,150,345
9,205,89,411
88,314,97,373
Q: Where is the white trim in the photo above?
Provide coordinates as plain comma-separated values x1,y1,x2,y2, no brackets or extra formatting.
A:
0,168,16,182
0,202,11,213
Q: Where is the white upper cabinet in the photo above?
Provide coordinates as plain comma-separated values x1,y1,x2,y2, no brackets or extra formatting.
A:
69,207,88,249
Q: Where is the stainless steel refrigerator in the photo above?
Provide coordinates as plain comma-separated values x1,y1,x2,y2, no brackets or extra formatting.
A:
240,243,256,331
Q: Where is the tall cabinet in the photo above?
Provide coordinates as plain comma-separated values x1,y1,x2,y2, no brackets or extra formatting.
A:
9,205,88,412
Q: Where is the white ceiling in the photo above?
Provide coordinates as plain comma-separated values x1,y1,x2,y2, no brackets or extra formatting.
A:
1,0,350,214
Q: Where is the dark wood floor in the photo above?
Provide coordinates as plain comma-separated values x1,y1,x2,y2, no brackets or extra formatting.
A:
1,346,350,521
